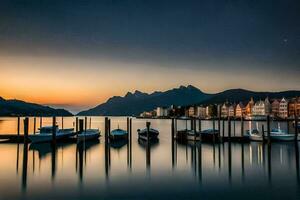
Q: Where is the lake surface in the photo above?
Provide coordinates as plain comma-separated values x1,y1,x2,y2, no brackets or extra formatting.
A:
0,117,299,200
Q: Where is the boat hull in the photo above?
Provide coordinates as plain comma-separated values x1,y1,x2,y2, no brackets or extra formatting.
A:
29,132,75,143
77,133,100,142
138,129,159,141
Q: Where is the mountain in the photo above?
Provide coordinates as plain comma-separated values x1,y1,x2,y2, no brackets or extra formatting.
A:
77,85,211,116
0,97,73,116
78,85,300,116
200,89,300,105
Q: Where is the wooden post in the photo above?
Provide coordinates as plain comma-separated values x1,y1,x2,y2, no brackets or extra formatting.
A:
89,117,92,129
52,116,56,144
233,118,236,136
212,118,216,143
228,117,231,141
17,116,20,138
146,122,151,168
198,118,202,132
75,117,79,133
262,124,265,143
222,119,225,138
84,116,87,132
171,118,175,141
40,116,42,128
61,116,64,130
33,117,36,135
295,116,298,141
190,119,193,130
218,116,221,139
267,115,271,144
241,115,244,137
146,122,150,142
287,119,289,134
79,119,84,133
127,117,130,141
104,117,108,144
23,117,29,143
108,119,111,137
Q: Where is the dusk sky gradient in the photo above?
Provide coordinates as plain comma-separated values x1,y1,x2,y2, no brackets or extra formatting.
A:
0,0,299,112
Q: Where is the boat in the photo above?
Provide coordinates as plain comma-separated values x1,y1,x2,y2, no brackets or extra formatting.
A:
186,130,201,141
245,129,263,141
28,126,75,143
109,128,128,140
137,128,159,141
266,128,294,141
77,129,100,142
200,129,219,142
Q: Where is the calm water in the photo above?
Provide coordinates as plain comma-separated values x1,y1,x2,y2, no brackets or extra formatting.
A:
0,117,299,200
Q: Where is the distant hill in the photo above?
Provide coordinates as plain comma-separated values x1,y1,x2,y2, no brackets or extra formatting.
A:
0,97,73,116
200,89,300,105
77,86,300,116
77,85,211,116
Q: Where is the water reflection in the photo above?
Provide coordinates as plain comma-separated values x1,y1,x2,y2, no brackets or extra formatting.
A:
1,117,300,200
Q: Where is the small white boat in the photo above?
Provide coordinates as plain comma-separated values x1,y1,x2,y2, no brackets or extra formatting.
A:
77,129,100,142
245,129,263,141
109,128,128,140
29,126,74,143
266,128,294,141
137,128,159,141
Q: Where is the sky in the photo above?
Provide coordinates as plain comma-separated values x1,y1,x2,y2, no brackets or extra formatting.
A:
0,0,300,113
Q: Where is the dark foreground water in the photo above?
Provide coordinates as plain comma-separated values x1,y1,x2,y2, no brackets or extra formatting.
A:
0,117,299,200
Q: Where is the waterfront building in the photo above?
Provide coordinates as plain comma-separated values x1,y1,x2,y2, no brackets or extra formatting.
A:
228,103,236,117
156,107,169,117
221,102,229,118
271,99,280,117
235,102,245,118
245,97,255,117
278,97,288,119
264,97,272,115
252,100,266,116
197,106,206,118
288,97,300,117
188,106,196,117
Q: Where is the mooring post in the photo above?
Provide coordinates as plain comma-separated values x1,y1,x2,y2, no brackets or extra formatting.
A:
198,118,202,132
108,118,111,138
79,119,84,133
17,116,20,138
75,117,79,133
171,118,175,141
213,118,216,143
228,117,231,142
89,117,92,129
52,116,56,145
129,118,132,143
61,116,64,130
262,124,265,143
127,117,130,141
104,117,108,144
267,115,271,144
222,119,225,138
295,116,298,141
84,116,87,132
23,117,29,143
190,119,193,131
218,116,221,141
40,116,42,128
33,117,36,135
233,118,236,136
146,121,151,168
241,114,244,137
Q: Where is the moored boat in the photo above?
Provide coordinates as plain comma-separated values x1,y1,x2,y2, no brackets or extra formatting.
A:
200,129,219,142
109,128,128,140
266,128,295,141
77,129,100,142
245,129,263,141
137,128,159,141
28,126,75,143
